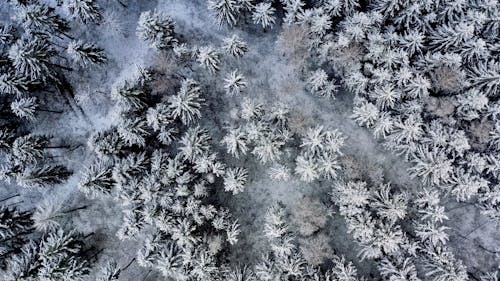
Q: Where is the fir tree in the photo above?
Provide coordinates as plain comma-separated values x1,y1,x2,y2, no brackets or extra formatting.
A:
79,161,114,198
197,46,221,73
16,164,71,188
0,72,29,97
66,0,103,24
67,40,107,67
223,167,248,194
168,79,205,125
12,134,50,163
252,2,276,29
137,10,178,50
8,36,56,82
14,3,70,35
207,0,241,26
224,70,247,96
222,34,248,58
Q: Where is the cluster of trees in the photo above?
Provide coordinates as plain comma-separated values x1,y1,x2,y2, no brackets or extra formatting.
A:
0,201,103,280
81,58,248,278
207,0,276,29
222,98,345,183
332,179,473,280
300,0,500,221
223,202,362,281
0,0,108,188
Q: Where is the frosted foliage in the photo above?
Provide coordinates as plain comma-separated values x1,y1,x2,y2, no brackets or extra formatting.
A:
168,79,205,125
1,0,499,279
222,35,248,57
137,10,177,50
197,46,221,73
224,70,247,96
223,167,248,194
8,37,54,82
252,3,276,28
66,0,102,23
67,40,107,67
11,97,37,120
207,0,241,26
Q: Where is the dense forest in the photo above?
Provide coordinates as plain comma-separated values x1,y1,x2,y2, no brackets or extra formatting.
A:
0,0,499,280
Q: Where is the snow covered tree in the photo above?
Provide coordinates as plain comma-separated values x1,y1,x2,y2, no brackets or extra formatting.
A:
10,97,36,120
295,155,319,182
268,164,291,181
67,40,107,67
79,161,114,198
0,206,33,269
178,126,211,161
224,70,247,96
168,78,205,125
351,100,379,127
146,103,172,131
8,36,56,82
0,129,16,151
252,2,276,29
252,137,284,164
87,128,124,159
137,10,178,50
31,198,66,232
0,72,29,97
409,145,453,186
12,134,50,163
16,164,71,188
66,0,102,24
221,128,248,158
306,69,339,99
14,3,70,35
197,46,221,73
222,34,248,58
207,0,241,26
223,167,248,194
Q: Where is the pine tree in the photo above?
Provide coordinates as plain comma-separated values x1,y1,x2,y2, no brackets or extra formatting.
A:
66,0,103,24
0,72,29,97
67,40,107,67
16,164,71,188
222,35,248,58
221,128,248,158
252,2,276,29
207,0,242,26
8,36,56,82
0,129,16,150
32,198,65,232
10,97,36,120
224,70,247,96
79,161,114,198
14,3,70,35
168,79,205,125
12,134,50,163
117,115,150,147
351,100,379,127
295,155,319,182
137,10,178,50
0,206,33,268
178,126,211,161
197,46,221,73
223,167,248,194
87,128,124,159
146,103,172,131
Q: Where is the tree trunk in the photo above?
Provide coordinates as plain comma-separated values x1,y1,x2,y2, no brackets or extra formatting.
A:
0,193,20,203
63,205,88,214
